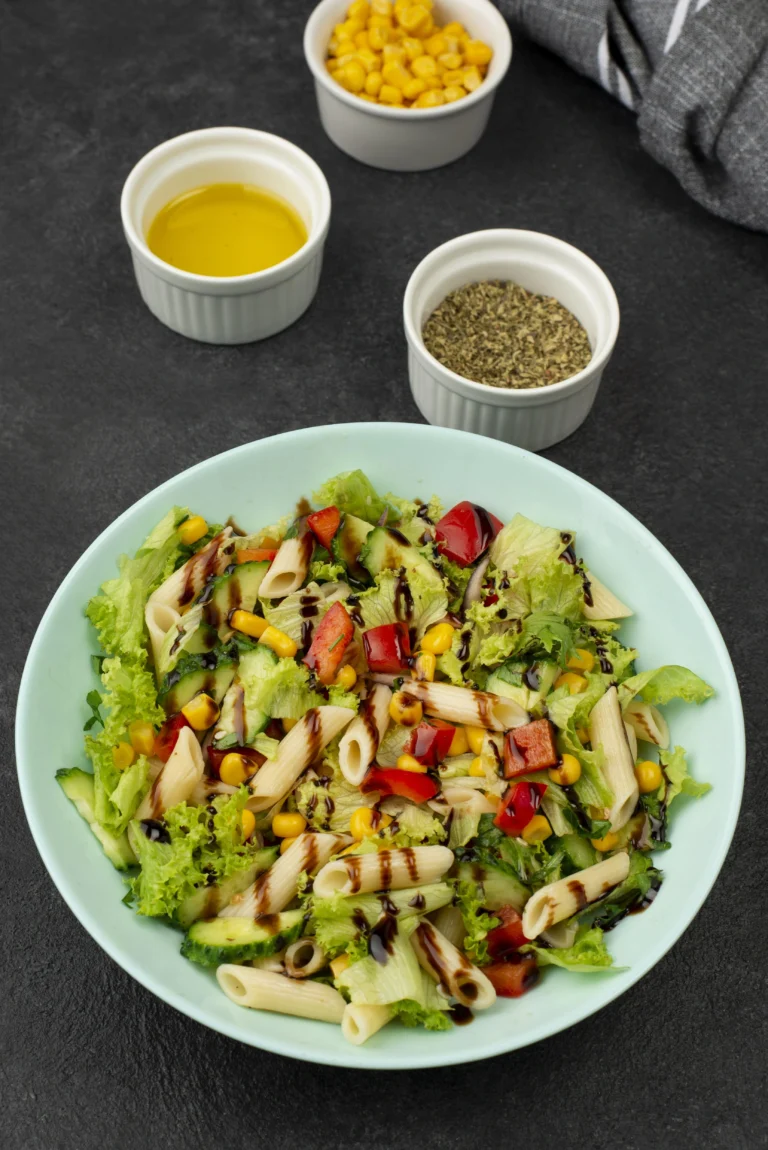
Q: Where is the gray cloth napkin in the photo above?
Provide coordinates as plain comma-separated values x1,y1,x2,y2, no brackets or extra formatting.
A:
499,0,768,231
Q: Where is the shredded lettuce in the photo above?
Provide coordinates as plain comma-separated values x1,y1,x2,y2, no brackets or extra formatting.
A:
295,771,374,833
391,995,452,1031
263,581,349,645
522,926,615,972
357,568,447,639
379,800,447,846
618,665,714,708
239,654,357,720
660,745,711,809
574,852,662,932
336,916,437,1007
489,513,566,578
313,469,395,525
309,556,347,583
311,883,453,956
453,880,499,965
439,555,473,612
385,492,443,544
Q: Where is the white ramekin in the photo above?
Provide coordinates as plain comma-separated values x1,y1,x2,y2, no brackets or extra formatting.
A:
303,0,512,171
120,127,332,344
404,230,620,451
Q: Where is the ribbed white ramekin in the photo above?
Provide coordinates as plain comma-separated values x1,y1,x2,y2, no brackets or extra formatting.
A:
120,127,331,344
404,230,620,451
303,0,512,172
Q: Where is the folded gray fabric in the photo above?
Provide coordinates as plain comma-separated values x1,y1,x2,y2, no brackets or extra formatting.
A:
499,0,768,231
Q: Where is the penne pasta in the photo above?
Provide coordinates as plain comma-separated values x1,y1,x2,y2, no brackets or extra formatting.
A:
411,921,496,1010
250,953,287,973
338,684,392,786
404,680,528,731
217,965,346,1023
521,852,631,940
582,572,633,620
135,727,203,820
220,831,348,918
313,845,454,899
258,527,314,599
248,706,355,812
284,939,328,979
624,721,638,764
341,1003,394,1046
145,529,233,664
624,699,670,748
589,686,640,830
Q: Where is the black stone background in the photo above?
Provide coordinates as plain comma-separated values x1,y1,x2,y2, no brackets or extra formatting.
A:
2,2,766,1147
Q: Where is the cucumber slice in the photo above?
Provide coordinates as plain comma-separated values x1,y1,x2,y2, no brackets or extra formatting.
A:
456,861,528,912
157,605,219,681
215,643,277,746
331,514,374,585
181,909,305,966
201,560,270,636
486,659,559,715
360,526,442,587
158,646,237,715
561,834,598,871
56,767,136,870
175,847,278,928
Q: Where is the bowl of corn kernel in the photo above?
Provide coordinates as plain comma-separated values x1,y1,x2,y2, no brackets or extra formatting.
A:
303,0,512,170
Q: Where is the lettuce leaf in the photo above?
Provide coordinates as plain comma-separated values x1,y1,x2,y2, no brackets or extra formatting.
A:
660,745,711,809
311,883,453,956
391,995,452,1031
295,771,374,833
489,514,566,578
128,788,261,918
308,556,347,583
574,852,662,932
528,557,584,620
263,581,349,646
336,916,437,1007
313,470,394,525
522,926,615,972
384,492,443,544
618,666,714,708
453,880,499,965
357,568,447,640
439,555,473,613
239,654,357,720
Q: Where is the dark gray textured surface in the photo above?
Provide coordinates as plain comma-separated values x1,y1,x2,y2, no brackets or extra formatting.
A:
2,2,766,1147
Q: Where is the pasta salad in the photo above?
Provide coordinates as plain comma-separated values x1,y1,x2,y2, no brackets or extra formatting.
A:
59,469,713,1043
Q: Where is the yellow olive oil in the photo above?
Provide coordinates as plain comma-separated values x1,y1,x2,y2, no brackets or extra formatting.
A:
147,183,308,277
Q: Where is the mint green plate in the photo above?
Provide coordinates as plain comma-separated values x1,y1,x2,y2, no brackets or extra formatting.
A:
16,423,744,1068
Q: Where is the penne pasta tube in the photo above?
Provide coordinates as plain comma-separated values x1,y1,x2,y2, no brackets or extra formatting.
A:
521,852,631,940
624,721,638,764
313,845,454,899
624,700,670,748
248,706,354,812
339,684,392,785
440,783,499,812
135,727,203,820
428,905,466,950
589,686,640,830
284,939,328,979
411,921,496,1010
145,530,233,664
582,572,633,620
217,966,346,1023
258,527,314,599
404,680,528,731
220,831,348,918
342,1003,394,1046
250,953,286,973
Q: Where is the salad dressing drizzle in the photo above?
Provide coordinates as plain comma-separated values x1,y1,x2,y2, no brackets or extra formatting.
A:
560,538,594,608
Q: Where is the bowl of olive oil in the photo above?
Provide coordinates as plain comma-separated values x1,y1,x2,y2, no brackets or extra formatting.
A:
121,128,331,344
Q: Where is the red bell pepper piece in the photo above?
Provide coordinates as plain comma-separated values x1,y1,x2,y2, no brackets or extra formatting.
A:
503,719,559,779
236,547,278,563
484,955,539,997
486,905,528,958
360,767,438,803
404,721,456,766
362,622,412,673
435,501,504,567
306,506,341,552
154,713,191,763
207,745,266,777
494,781,548,836
303,601,354,684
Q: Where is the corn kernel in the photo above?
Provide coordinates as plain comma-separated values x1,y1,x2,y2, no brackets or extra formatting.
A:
337,17,365,39
181,692,220,731
338,59,367,92
555,672,587,695
442,21,465,37
567,648,596,673
348,0,370,20
365,70,383,95
423,75,444,90
396,753,428,774
128,720,156,757
388,689,422,725
354,29,370,48
591,831,620,852
448,726,469,756
443,84,466,102
357,93,377,101
178,515,207,545
399,4,432,36
382,42,406,64
259,625,298,658
112,742,134,771
382,61,411,90
350,807,375,839
280,835,298,854
411,54,438,78
367,23,390,49
411,650,436,680
368,13,393,28
326,59,341,74
390,24,405,40
441,68,465,86
424,33,446,57
635,759,664,794
355,48,380,71
442,35,461,54
549,753,582,786
231,608,269,640
241,809,256,841
466,726,486,755
462,65,482,92
469,756,485,778
220,753,251,786
379,83,403,104
522,814,553,844
438,51,462,71
463,39,493,67
371,0,393,14
334,664,358,690
421,622,454,655
330,953,351,978
332,38,357,58
272,812,307,838
402,36,424,61
577,726,590,745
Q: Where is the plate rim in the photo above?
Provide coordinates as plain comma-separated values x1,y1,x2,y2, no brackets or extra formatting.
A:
15,421,745,1069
